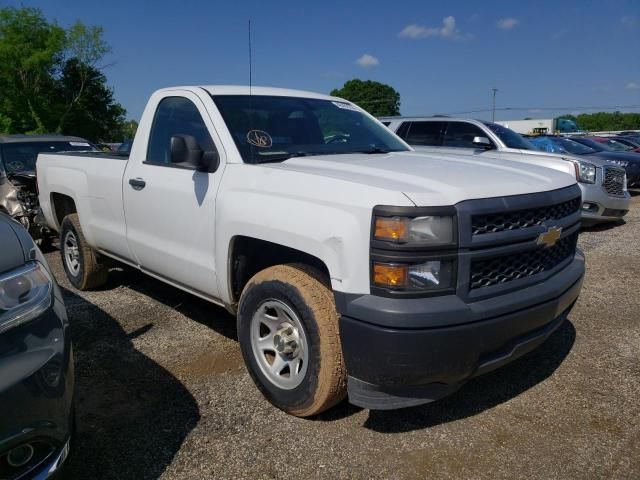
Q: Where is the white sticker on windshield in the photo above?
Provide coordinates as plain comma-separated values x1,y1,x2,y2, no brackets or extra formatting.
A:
332,101,360,112
247,130,273,148
70,141,91,147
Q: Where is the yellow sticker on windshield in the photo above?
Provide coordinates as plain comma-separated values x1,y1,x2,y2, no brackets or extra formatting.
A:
247,130,273,148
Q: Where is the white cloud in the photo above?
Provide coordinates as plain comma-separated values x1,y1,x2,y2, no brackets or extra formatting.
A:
398,16,460,39
355,54,379,68
497,18,519,30
626,82,640,90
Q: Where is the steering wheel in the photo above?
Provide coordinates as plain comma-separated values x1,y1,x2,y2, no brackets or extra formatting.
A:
325,134,351,144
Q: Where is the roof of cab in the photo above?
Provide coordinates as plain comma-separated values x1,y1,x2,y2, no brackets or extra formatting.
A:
0,134,89,144
157,85,343,102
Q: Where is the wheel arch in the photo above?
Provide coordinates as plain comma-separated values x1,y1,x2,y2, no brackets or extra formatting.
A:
50,192,78,229
227,235,332,306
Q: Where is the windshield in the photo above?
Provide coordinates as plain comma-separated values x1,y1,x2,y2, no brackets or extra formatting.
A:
570,137,607,152
0,140,97,174
483,122,536,150
595,139,633,152
529,136,597,155
211,95,409,163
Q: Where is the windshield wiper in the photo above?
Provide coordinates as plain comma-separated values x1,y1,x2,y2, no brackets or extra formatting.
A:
250,151,317,164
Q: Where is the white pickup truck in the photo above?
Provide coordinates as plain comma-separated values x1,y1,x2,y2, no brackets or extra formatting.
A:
37,86,585,416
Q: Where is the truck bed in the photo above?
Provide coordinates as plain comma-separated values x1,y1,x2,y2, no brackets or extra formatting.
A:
37,151,130,256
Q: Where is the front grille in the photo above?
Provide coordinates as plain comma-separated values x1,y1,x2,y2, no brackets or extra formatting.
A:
470,232,578,290
602,167,626,197
471,197,580,235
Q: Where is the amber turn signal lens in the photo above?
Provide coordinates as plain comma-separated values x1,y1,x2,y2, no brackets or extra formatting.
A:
373,263,407,288
374,217,408,242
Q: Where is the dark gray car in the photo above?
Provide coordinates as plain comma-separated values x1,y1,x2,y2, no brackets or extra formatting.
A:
0,134,97,245
568,137,640,188
0,213,74,479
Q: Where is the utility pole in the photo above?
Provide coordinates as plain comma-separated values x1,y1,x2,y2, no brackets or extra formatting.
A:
491,88,498,122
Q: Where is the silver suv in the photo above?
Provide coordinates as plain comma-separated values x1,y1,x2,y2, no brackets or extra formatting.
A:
381,117,630,225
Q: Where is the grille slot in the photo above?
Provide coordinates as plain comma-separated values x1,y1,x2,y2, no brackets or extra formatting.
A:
602,167,625,197
471,197,580,236
470,232,578,290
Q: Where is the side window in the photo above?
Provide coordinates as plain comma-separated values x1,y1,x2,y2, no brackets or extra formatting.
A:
381,121,391,127
403,121,444,146
147,97,216,165
395,122,411,138
442,122,489,148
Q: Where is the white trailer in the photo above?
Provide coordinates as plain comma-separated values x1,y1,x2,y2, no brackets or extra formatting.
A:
497,118,583,135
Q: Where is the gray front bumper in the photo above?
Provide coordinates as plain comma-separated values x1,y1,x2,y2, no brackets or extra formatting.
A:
579,172,630,223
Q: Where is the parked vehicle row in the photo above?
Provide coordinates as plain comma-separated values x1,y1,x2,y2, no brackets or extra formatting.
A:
0,134,98,246
0,213,73,479
589,136,640,153
528,135,640,188
380,116,630,224
32,85,586,417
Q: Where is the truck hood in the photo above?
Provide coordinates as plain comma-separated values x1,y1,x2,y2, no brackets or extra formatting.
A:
515,148,624,168
265,151,576,206
583,151,640,165
412,145,578,177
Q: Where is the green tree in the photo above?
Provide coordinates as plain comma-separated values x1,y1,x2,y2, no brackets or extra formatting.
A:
53,58,126,141
556,112,640,131
0,6,128,141
0,7,65,133
330,79,401,116
55,22,111,133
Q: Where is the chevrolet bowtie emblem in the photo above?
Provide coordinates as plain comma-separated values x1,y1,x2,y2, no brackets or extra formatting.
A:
537,226,562,248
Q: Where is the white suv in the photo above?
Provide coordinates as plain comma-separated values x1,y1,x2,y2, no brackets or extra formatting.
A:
381,117,630,224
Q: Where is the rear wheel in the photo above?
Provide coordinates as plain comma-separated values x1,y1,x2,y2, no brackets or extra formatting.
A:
238,264,346,417
60,214,108,290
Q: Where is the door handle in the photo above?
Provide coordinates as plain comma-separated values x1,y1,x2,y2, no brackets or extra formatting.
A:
129,178,146,190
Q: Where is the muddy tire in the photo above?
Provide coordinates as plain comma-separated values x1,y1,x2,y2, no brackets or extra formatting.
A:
238,264,346,417
60,214,108,290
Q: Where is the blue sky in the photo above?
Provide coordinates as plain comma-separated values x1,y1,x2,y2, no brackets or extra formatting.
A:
4,0,639,121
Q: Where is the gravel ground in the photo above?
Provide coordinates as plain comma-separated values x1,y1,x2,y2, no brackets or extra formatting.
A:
52,194,640,480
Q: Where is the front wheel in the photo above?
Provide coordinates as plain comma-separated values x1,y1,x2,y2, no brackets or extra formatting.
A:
238,264,347,417
60,214,108,290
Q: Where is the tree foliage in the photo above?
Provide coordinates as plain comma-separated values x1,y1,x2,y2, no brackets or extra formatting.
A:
0,7,127,141
556,112,640,132
330,79,401,116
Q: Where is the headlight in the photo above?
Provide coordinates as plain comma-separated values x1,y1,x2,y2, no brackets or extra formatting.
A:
373,215,454,245
573,161,596,184
0,262,52,334
608,159,629,167
373,260,455,292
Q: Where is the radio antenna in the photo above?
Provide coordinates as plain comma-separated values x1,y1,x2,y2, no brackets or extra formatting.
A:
248,19,253,96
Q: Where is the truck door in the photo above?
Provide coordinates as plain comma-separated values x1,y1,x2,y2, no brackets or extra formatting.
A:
122,92,225,298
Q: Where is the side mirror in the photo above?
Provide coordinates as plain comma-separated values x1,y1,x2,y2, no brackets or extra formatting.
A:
170,135,219,172
472,136,493,149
